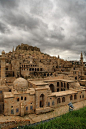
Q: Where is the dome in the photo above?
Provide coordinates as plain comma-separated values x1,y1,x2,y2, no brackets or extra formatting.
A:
70,82,80,89
13,77,28,91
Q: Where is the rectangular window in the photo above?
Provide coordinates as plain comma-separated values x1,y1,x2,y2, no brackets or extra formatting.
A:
48,102,50,106
16,108,19,113
0,91,2,94
26,107,28,110
11,109,14,114
21,96,23,100
52,101,54,105
30,106,33,110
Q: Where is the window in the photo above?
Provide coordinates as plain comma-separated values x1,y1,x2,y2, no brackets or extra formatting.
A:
0,91,2,94
30,106,33,110
62,97,65,102
24,97,27,101
52,101,54,105
64,83,66,88
9,89,11,92
17,98,19,101
11,109,14,114
16,108,19,113
74,94,77,100
26,107,28,110
11,106,13,108
21,96,23,100
57,82,59,87
61,88,63,91
61,82,63,87
70,95,73,100
82,95,84,98
80,95,81,99
67,83,69,89
57,88,59,92
57,98,60,103
48,102,50,106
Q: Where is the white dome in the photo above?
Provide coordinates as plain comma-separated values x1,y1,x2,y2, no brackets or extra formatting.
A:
13,77,28,91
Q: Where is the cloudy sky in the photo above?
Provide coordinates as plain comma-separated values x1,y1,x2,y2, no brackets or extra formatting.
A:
0,0,86,60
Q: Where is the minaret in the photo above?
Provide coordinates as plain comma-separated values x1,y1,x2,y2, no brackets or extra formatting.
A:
12,46,14,52
80,52,83,76
80,52,83,66
57,55,60,67
12,46,15,58
1,50,6,79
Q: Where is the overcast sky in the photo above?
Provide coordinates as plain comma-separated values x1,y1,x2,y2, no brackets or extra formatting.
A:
0,0,86,61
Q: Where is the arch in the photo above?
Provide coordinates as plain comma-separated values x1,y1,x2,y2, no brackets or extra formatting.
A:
74,94,77,100
62,97,65,102
70,95,73,100
49,84,54,92
64,83,66,88
57,82,59,87
57,98,61,103
40,68,42,71
75,77,77,80
44,73,46,76
37,68,39,71
40,94,44,108
67,83,69,89
61,82,63,87
32,68,34,71
61,88,63,91
47,73,49,76
57,88,59,92
29,68,31,71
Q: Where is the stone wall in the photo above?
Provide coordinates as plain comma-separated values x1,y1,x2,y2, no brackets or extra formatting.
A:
0,119,30,129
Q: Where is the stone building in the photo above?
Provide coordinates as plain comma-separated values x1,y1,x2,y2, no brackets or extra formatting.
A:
0,44,86,116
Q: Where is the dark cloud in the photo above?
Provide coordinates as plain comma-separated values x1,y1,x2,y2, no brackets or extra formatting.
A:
0,0,18,9
0,0,86,60
0,21,10,33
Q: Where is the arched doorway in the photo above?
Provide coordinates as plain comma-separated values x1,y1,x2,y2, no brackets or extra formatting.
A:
49,84,54,92
40,94,44,108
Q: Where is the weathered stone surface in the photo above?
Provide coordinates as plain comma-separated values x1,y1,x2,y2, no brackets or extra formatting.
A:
16,43,40,52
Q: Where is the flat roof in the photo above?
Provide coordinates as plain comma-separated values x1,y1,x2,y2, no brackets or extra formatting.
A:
48,90,77,97
45,79,75,83
3,92,14,98
29,81,48,86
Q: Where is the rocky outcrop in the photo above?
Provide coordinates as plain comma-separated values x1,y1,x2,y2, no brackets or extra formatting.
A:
16,43,40,52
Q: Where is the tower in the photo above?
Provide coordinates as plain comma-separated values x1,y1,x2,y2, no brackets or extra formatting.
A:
80,52,83,76
57,55,60,67
80,52,83,66
1,50,6,79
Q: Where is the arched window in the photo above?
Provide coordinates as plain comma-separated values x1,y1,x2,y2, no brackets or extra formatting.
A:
57,88,59,92
57,82,59,87
64,83,66,88
49,84,54,92
61,82,63,87
17,98,19,102
74,94,77,100
70,95,73,100
67,83,69,89
24,97,27,101
82,95,84,98
57,98,61,103
62,97,65,102
40,94,44,108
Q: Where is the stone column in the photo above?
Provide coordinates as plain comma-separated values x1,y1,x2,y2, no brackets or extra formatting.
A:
1,50,6,80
